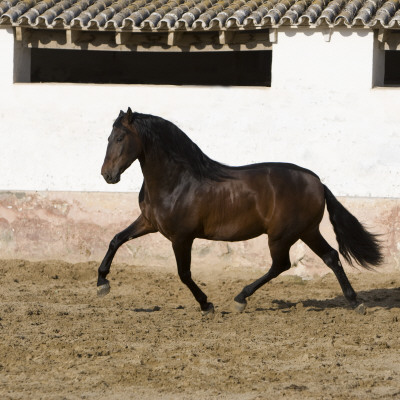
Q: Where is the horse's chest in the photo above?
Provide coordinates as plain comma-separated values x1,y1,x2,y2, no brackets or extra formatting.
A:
139,195,187,240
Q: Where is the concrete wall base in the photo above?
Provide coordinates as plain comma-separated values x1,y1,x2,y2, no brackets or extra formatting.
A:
0,191,398,278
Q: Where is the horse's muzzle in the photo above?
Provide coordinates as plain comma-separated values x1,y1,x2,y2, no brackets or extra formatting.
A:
102,171,120,184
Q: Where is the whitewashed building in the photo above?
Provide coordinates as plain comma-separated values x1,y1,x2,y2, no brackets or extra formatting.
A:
0,0,399,275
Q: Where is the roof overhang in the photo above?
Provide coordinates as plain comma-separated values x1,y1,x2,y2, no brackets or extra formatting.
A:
1,0,400,33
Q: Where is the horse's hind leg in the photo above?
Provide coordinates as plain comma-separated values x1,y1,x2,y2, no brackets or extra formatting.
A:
97,214,156,297
172,239,214,315
301,229,360,308
234,238,292,311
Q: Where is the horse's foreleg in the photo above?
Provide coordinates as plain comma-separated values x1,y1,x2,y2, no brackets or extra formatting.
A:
97,214,156,297
172,239,214,315
234,238,292,311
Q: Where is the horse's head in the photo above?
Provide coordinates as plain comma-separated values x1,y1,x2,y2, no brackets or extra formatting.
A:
101,107,142,184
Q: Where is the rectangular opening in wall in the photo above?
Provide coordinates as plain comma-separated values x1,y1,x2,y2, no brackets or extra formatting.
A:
30,48,272,87
384,51,400,86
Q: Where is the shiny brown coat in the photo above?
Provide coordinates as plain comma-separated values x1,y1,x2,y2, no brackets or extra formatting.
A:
98,108,382,313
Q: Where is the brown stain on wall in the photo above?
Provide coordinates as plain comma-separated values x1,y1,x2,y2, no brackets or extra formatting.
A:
0,191,399,277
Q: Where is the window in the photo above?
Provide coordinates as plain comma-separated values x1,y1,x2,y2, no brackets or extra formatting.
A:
384,51,400,86
14,28,272,87
30,48,272,87
376,30,400,86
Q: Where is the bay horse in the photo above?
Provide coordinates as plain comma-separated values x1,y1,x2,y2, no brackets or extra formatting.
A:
98,108,383,314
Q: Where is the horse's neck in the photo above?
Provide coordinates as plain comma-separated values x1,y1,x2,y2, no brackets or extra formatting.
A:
139,152,186,191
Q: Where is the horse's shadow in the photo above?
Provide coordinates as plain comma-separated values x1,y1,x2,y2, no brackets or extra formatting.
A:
266,287,400,312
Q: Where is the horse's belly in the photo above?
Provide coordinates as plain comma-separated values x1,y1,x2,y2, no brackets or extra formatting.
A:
202,213,266,242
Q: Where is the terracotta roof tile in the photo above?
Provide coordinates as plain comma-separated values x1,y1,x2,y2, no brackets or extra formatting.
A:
1,0,400,29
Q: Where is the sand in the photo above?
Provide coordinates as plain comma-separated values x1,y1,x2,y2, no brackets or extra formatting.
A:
0,259,399,399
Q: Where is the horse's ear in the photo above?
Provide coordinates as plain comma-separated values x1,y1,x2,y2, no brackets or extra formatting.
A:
119,110,124,117
126,107,133,123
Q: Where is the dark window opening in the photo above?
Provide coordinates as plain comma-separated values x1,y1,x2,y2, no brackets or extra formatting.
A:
384,51,400,86
31,48,272,86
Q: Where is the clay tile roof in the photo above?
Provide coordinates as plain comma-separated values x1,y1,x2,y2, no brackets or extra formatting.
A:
1,0,400,29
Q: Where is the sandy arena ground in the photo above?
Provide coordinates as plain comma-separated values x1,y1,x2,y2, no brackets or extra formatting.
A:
0,259,399,399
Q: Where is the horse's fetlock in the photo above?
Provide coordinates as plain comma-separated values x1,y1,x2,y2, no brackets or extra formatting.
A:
241,286,252,298
98,270,107,281
201,302,214,315
234,293,246,304
346,291,358,305
97,274,109,286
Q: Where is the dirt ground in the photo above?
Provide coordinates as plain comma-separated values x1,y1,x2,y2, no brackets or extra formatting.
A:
0,259,399,400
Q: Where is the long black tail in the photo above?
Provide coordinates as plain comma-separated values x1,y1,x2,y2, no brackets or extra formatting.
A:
324,185,383,269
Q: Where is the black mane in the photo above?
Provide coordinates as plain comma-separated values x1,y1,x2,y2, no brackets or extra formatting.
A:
131,112,232,181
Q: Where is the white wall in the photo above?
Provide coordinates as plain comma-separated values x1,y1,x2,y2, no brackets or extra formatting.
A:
0,28,13,85
273,29,377,90
0,27,399,197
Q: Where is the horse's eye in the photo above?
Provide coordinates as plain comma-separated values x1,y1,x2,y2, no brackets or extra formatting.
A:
116,136,124,142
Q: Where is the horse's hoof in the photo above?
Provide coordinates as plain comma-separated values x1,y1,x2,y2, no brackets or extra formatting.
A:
234,300,247,313
354,303,366,315
97,282,111,297
202,303,215,316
